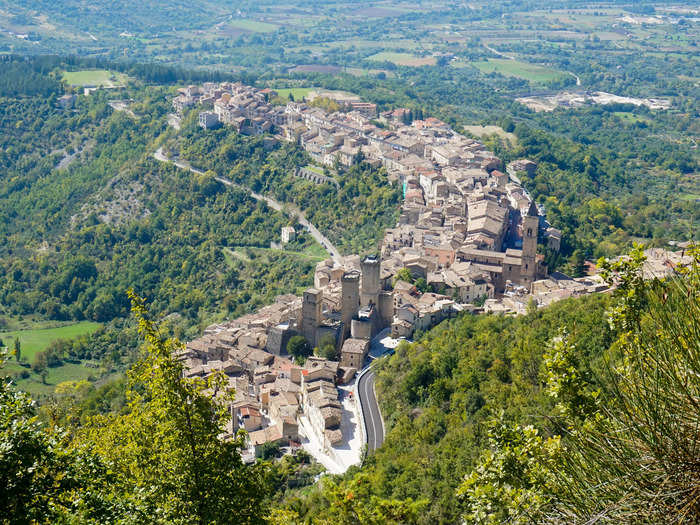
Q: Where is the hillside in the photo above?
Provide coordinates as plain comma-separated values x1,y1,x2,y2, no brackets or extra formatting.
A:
270,247,700,524
0,57,398,396
0,2,698,521
276,291,614,523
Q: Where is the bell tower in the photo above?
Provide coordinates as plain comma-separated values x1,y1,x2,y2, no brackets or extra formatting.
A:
521,201,539,288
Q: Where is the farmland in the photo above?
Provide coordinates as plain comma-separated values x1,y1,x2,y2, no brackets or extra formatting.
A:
0,321,102,362
469,58,566,83
12,362,98,397
1,321,103,397
273,87,317,101
227,19,279,33
367,52,436,67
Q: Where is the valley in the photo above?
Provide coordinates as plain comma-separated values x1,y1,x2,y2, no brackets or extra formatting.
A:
0,1,698,523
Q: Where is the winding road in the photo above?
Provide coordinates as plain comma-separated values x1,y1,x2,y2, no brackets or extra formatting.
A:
358,368,384,453
153,147,342,264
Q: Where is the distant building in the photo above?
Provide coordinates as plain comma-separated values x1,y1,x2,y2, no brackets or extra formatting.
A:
57,94,76,109
281,226,296,244
340,338,369,369
198,111,220,129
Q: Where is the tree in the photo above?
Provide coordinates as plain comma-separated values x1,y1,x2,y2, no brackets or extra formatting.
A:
569,249,586,278
316,335,337,361
13,337,20,362
287,335,311,364
393,267,414,286
457,414,561,524
31,351,47,374
548,245,700,522
255,441,280,460
0,348,121,523
78,290,269,524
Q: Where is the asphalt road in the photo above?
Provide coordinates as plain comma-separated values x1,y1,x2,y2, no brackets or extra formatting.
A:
358,368,384,453
153,148,342,263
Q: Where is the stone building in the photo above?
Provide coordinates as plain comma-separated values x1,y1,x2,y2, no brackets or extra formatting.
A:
301,289,322,347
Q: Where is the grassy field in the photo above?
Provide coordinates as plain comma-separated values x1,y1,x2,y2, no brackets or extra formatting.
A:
0,321,102,362
63,69,128,87
228,19,279,33
274,87,316,101
13,362,97,397
225,243,327,267
613,112,652,125
367,52,436,67
470,58,565,83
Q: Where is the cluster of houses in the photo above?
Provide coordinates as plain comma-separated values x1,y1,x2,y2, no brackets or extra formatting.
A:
177,293,350,458
175,82,695,462
173,83,285,136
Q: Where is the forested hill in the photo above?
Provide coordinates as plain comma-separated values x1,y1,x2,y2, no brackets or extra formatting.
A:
278,248,700,524
278,291,615,523
0,56,398,398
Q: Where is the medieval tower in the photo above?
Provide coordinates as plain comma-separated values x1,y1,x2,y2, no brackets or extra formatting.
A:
301,288,322,347
360,255,381,307
520,201,539,288
341,271,360,341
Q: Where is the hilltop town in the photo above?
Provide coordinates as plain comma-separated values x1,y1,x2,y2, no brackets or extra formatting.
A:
171,82,693,468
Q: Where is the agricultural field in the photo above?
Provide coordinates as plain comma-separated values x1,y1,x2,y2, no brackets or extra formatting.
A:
227,19,279,33
273,87,317,101
1,321,103,397
469,58,566,83
12,362,97,397
367,52,436,66
62,69,128,87
0,321,102,362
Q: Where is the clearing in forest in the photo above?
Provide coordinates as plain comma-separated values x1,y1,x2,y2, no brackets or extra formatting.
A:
63,69,128,87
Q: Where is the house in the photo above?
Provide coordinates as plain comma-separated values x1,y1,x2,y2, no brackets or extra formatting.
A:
340,338,369,369
281,226,296,244
234,402,263,432
247,422,298,454
198,111,220,129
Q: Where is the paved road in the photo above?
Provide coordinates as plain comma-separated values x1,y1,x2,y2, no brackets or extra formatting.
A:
153,148,342,263
357,368,384,453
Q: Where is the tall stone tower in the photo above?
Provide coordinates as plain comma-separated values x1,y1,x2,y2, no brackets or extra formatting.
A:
341,271,360,341
301,288,322,347
521,201,539,288
360,255,381,307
